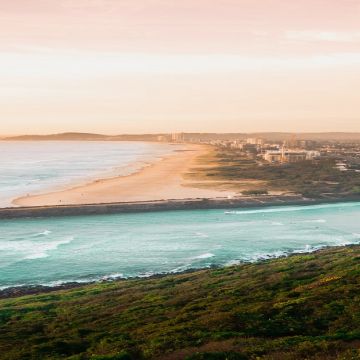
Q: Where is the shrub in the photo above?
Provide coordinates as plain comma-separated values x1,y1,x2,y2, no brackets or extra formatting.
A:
186,352,248,360
242,189,268,195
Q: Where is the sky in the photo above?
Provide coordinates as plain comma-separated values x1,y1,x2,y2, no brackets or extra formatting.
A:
1,0,360,135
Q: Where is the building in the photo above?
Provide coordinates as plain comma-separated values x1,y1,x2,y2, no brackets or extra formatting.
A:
263,148,320,163
230,140,244,149
171,133,185,143
246,138,264,146
297,140,318,149
283,151,307,163
264,151,283,163
336,162,348,171
157,135,171,142
305,150,321,160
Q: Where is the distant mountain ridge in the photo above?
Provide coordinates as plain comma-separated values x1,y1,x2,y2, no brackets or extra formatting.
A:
4,132,164,141
3,131,360,141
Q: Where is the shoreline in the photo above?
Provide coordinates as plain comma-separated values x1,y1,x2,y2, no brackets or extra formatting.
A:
12,143,235,207
1,140,178,208
1,194,360,219
1,243,358,299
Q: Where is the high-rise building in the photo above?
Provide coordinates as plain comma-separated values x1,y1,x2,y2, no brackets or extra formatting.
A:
171,133,185,142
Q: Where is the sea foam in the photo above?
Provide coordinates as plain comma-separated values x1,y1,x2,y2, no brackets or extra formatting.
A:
194,253,215,259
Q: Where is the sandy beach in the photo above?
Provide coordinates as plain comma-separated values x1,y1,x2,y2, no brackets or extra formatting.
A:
13,144,235,207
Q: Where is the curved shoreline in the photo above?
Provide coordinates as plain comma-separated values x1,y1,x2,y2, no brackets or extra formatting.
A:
12,144,233,207
0,140,177,208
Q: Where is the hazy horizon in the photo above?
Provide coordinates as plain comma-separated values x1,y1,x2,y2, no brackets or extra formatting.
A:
2,122,360,137
1,0,360,134
4,129,360,136
0,131,360,141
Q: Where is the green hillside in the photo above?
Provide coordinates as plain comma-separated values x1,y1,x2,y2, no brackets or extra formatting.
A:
0,246,359,360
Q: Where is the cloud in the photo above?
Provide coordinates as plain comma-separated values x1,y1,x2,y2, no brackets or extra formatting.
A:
285,31,360,43
60,0,111,9
1,50,360,80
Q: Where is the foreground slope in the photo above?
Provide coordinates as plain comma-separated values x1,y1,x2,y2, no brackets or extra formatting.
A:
0,246,359,360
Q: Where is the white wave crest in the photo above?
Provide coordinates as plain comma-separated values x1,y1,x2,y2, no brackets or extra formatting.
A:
24,236,74,260
32,230,52,237
224,202,360,216
193,253,215,259
101,273,124,280
195,232,209,238
0,236,77,261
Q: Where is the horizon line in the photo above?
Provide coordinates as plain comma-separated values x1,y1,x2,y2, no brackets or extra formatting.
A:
3,131,360,137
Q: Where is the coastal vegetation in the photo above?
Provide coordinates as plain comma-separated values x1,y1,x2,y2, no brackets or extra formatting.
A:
0,245,359,359
189,148,360,198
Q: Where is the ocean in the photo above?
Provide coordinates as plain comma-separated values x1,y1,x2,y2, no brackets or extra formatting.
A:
0,201,359,289
0,141,179,207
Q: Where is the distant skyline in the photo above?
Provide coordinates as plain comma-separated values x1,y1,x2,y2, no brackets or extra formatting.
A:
1,0,360,134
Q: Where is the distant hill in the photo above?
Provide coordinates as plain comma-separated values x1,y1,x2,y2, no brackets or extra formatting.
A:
5,132,110,141
4,132,164,142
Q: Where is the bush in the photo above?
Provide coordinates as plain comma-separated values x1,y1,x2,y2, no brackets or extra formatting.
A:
90,352,133,360
186,352,248,360
242,189,268,195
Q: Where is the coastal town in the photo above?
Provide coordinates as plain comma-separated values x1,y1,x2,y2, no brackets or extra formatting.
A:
157,132,360,173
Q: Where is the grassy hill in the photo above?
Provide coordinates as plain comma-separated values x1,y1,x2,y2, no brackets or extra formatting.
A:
0,246,359,360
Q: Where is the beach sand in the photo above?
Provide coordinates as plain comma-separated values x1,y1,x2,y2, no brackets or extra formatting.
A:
13,144,236,207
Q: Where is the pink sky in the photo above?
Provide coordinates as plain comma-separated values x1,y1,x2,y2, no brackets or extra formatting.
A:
1,0,360,134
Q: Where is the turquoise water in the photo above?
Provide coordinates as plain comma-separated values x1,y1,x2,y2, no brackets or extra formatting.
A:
0,141,178,207
0,202,359,289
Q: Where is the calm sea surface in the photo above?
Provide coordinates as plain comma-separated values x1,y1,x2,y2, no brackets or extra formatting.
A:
0,141,179,207
0,202,359,288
